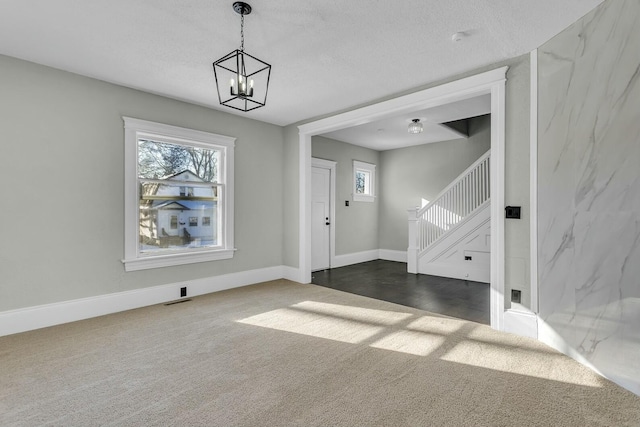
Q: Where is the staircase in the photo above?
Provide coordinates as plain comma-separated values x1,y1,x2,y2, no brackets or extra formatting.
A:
407,150,490,283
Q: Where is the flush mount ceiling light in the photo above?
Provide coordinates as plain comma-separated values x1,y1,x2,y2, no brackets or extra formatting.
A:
408,119,424,134
212,2,271,112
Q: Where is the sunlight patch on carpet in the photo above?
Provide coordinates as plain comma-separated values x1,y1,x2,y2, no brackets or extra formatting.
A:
237,305,385,344
370,330,445,356
238,301,451,353
406,316,466,335
441,340,604,387
291,301,413,325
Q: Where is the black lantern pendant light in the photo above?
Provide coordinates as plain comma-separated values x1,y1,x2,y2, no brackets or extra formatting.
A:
213,2,271,112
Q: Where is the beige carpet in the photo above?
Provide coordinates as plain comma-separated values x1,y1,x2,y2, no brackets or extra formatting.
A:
1,280,639,426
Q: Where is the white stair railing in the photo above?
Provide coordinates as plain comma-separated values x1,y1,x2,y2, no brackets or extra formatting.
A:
407,150,490,273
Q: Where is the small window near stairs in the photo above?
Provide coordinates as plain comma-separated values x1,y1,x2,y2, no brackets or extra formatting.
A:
353,160,376,202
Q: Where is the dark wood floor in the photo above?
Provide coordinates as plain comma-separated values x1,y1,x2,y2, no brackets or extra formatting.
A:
312,260,490,325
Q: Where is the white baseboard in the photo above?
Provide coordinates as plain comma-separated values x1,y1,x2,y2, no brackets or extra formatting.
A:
378,249,407,263
332,250,379,268
331,249,407,268
503,309,538,339
0,265,290,337
282,265,303,283
419,263,490,283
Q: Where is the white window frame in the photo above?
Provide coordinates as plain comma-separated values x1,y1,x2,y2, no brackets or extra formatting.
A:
122,117,235,272
353,160,376,202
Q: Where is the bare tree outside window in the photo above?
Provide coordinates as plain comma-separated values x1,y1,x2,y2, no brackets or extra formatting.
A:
355,171,366,194
138,140,219,182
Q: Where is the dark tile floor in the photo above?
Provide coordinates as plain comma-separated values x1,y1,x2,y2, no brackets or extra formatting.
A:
312,260,490,325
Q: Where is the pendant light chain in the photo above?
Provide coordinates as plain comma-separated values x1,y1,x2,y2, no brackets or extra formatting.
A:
240,13,245,52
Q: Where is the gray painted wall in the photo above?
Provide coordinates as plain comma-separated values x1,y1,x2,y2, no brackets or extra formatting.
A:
0,54,284,312
1,50,533,316
312,136,380,256
537,0,640,393
379,115,491,252
282,125,300,268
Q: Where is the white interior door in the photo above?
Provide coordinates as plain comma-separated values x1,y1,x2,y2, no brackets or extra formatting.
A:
311,166,331,271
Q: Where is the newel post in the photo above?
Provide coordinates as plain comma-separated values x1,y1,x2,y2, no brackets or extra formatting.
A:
407,207,419,274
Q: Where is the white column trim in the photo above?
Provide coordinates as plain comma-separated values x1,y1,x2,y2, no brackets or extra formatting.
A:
529,49,539,314
298,134,313,283
490,80,507,331
407,207,419,274
299,66,509,331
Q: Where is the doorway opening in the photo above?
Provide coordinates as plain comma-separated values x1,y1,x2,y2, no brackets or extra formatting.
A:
299,67,508,330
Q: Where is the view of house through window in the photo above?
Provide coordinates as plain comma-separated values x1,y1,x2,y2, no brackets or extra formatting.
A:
138,139,220,254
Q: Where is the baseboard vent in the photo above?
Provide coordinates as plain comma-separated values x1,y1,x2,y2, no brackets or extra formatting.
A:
164,299,192,306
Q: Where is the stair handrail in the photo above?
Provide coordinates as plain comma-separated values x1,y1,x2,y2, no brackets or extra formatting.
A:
417,149,491,218
415,149,490,254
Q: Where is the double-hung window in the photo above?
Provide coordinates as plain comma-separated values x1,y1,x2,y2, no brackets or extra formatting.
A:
123,117,235,271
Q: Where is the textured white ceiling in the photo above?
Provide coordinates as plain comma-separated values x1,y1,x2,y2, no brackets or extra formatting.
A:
0,0,603,126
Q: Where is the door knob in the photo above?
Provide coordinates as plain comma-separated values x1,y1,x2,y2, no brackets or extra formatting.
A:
325,222,330,225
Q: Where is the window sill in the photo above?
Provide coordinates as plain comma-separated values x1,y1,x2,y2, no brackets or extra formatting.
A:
123,248,235,272
353,194,375,203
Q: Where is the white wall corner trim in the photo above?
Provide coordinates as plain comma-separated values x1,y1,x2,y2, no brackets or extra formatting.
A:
0,266,292,337
378,249,407,263
503,309,538,339
529,49,539,313
282,265,303,282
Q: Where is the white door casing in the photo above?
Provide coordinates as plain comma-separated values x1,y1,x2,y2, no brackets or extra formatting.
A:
310,158,337,271
311,166,330,271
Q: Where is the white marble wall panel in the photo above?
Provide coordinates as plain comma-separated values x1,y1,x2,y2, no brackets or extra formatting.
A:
537,0,640,394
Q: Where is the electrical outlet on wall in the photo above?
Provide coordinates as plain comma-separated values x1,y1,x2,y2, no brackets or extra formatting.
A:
180,287,187,298
511,289,521,303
